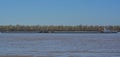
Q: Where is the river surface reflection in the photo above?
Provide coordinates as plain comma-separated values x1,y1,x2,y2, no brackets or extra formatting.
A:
0,33,120,57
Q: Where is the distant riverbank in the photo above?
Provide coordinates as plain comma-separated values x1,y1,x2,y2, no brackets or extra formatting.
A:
0,31,118,33
0,25,119,33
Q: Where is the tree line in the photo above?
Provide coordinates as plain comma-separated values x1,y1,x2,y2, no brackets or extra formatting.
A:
0,25,120,32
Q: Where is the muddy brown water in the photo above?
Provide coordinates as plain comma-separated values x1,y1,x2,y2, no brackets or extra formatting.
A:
0,33,120,57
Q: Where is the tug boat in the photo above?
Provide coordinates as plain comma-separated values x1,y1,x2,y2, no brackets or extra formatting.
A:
100,27,118,33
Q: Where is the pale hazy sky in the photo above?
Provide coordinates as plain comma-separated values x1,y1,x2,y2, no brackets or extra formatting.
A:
0,0,120,25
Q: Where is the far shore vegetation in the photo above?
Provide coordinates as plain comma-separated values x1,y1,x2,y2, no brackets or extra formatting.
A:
0,25,120,32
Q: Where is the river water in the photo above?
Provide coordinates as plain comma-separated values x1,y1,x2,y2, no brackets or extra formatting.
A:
0,33,120,57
